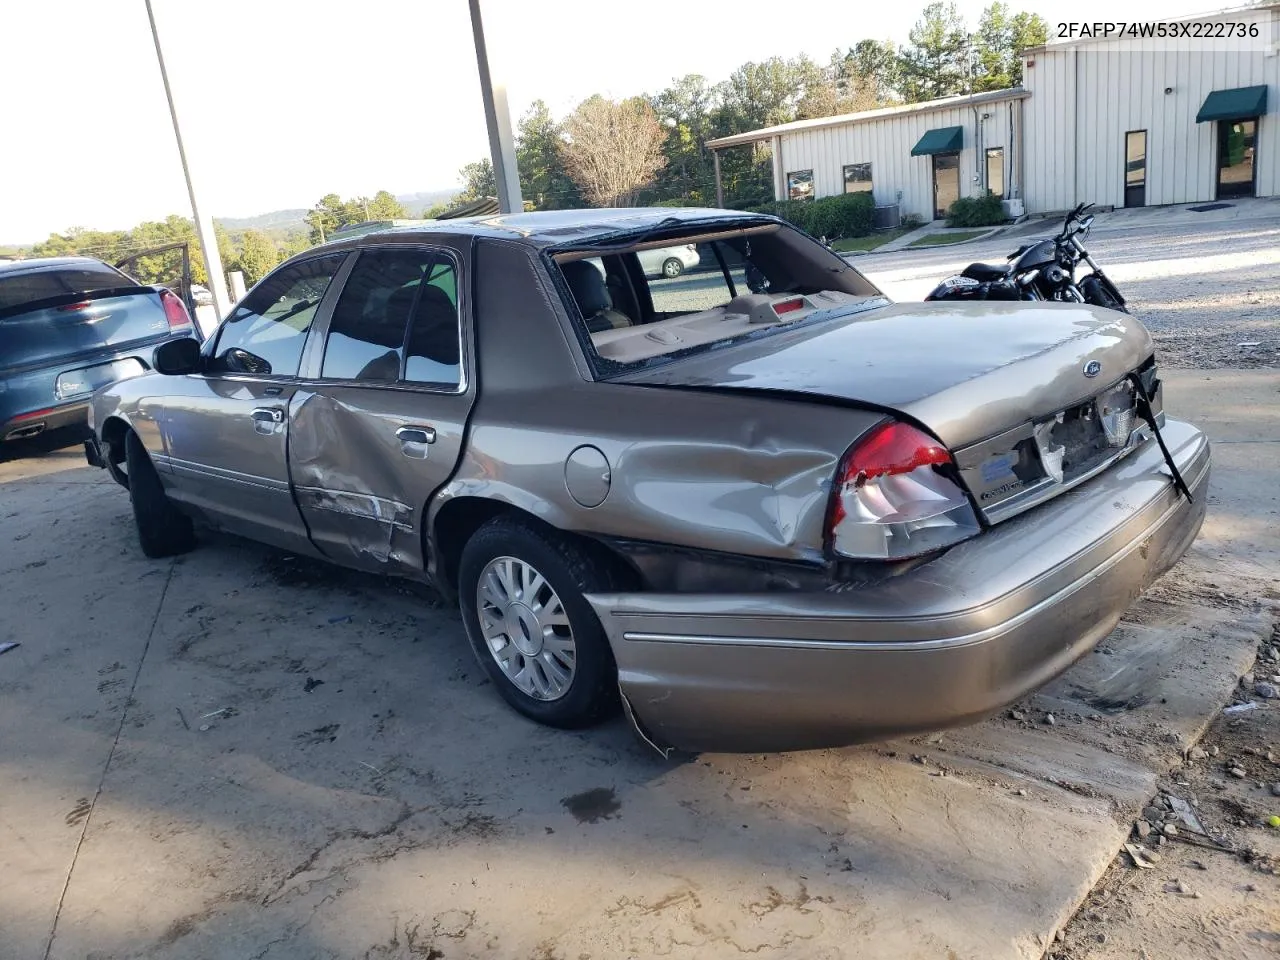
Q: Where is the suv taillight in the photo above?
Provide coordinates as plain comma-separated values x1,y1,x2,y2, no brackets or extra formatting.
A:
827,421,980,560
159,289,192,331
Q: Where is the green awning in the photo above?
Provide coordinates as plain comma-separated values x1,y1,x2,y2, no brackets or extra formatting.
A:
911,126,964,156
1196,85,1268,123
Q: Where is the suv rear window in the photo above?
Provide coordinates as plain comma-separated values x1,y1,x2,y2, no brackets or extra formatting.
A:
0,263,137,312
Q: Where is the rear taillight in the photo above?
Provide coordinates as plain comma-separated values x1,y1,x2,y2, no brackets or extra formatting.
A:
159,289,192,330
827,421,980,560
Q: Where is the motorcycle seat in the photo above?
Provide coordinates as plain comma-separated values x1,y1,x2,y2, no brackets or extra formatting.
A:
961,262,1012,282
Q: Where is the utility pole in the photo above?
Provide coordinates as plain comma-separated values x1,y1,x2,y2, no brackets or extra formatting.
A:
469,0,522,214
143,0,233,321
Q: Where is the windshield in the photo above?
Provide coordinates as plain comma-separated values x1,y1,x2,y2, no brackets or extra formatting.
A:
551,221,883,375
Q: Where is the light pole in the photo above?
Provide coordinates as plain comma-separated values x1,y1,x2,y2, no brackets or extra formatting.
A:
469,0,522,214
143,0,233,322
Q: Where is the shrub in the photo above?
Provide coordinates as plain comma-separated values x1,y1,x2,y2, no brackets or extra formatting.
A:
901,213,925,230
748,192,875,240
946,192,1006,228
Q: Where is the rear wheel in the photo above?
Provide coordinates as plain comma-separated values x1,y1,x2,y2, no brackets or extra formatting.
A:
661,257,684,278
457,517,621,728
125,431,195,558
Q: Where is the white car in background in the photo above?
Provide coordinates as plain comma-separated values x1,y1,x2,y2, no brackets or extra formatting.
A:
637,244,700,279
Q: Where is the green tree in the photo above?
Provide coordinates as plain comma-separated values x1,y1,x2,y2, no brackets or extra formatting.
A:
835,39,902,105
649,75,718,203
516,100,580,209
366,190,408,220
307,193,345,243
453,159,496,205
898,2,972,102
234,230,281,284
973,3,1047,90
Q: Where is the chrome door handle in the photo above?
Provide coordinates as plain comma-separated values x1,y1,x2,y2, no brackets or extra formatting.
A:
252,408,284,423
396,426,436,445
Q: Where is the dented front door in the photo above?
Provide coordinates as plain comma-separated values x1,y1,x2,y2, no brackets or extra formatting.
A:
287,246,473,575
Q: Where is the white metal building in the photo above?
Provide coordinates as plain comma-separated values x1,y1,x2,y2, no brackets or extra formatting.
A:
707,89,1028,222
708,3,1278,220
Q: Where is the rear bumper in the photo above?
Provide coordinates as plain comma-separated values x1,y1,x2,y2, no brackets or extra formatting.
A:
587,419,1210,753
1,401,89,441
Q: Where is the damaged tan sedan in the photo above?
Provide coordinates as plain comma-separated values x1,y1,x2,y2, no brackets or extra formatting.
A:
84,209,1209,753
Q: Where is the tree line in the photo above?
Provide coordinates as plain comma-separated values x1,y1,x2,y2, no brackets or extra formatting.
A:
456,1,1047,211
21,2,1044,289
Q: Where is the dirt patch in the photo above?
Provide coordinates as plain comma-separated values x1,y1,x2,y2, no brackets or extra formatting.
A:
1053,628,1280,960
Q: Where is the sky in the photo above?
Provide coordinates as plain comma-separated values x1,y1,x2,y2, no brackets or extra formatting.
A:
2,0,1224,243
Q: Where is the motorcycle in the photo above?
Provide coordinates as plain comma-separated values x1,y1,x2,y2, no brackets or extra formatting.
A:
924,203,1128,312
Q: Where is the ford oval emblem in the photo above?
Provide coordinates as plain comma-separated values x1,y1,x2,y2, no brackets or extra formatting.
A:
1083,360,1102,378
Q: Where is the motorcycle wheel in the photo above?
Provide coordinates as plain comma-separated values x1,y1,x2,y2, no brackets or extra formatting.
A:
1089,286,1129,313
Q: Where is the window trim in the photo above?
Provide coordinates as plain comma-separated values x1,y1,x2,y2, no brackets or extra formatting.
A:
200,251,353,382
302,243,469,396
842,162,873,194
984,147,1005,199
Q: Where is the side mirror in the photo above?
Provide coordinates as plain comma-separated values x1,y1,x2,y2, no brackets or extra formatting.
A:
153,337,201,375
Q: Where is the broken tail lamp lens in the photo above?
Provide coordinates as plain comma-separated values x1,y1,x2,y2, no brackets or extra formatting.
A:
828,421,980,560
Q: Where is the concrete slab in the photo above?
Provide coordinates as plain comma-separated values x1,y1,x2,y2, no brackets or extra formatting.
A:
0,362,1274,960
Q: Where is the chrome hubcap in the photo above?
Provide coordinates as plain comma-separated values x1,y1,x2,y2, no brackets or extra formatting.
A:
476,556,576,701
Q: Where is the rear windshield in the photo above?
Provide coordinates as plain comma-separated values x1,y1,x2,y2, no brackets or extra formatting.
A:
551,221,883,375
0,263,137,312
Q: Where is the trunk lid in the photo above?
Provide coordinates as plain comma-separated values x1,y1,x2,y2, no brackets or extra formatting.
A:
617,300,1157,523
616,300,1152,450
0,288,173,374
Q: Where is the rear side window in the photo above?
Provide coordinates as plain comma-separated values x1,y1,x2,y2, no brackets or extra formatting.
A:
404,260,461,388
321,249,437,381
0,262,136,312
211,254,344,376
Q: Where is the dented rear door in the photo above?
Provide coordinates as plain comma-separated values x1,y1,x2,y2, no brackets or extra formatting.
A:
288,246,473,575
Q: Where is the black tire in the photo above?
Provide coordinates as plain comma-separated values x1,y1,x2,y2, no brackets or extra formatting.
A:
1094,287,1129,313
125,430,195,558
457,516,623,728
661,257,684,278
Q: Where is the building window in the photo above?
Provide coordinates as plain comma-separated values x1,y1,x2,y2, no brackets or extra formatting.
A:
843,163,873,194
1125,130,1147,208
787,169,814,201
985,147,1005,199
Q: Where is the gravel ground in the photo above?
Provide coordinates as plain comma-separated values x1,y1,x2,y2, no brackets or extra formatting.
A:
858,218,1280,369
1052,623,1280,960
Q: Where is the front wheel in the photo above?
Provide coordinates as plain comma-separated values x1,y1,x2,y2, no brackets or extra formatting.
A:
125,431,195,558
457,517,622,728
661,257,684,278
1089,285,1128,313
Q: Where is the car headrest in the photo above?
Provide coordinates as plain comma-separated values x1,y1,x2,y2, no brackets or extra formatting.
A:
561,260,611,317
407,285,460,365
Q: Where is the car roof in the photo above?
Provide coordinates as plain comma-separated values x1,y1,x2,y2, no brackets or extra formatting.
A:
301,207,768,258
0,256,113,276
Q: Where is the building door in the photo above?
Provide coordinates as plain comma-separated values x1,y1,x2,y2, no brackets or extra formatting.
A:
932,152,960,219
1217,119,1257,199
1124,130,1147,208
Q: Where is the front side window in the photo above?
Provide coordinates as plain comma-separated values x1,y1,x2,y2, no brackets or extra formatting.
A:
787,169,814,201
321,249,437,381
211,254,344,376
843,163,873,194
